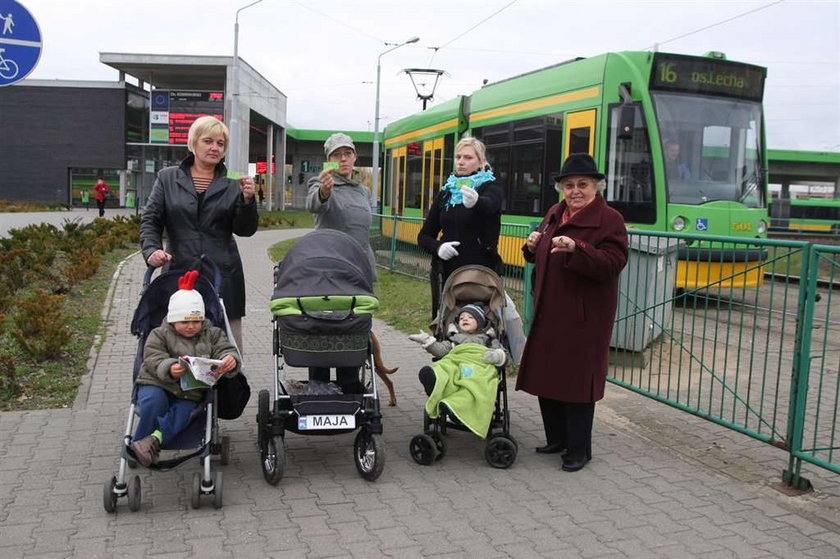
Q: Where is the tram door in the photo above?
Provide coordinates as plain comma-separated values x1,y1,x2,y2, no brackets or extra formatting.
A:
391,146,406,216
564,109,597,159
422,138,445,217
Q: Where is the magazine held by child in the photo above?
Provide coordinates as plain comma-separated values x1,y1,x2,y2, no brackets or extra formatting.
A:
180,355,226,390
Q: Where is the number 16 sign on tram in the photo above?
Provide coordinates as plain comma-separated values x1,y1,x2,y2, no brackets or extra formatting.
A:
0,1,42,86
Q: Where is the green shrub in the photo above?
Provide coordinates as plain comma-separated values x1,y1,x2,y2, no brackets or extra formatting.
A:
11,289,72,361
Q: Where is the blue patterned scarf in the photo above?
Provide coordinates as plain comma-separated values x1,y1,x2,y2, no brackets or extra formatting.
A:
444,170,495,208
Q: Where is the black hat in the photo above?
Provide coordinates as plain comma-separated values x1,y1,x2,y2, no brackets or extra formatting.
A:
552,153,605,182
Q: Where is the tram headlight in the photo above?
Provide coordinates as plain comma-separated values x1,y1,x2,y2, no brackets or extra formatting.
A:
757,220,767,235
671,215,687,232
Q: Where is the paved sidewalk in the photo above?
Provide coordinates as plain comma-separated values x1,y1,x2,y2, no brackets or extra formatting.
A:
1,229,839,558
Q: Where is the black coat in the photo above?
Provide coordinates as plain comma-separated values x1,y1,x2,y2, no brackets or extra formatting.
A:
417,177,504,283
140,155,259,319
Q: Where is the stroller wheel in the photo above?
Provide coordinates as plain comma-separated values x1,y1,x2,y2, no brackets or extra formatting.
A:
219,436,231,465
409,434,437,466
127,475,142,512
354,431,385,481
212,471,224,509
191,472,202,509
102,476,118,513
257,389,270,453
262,435,285,486
485,435,517,469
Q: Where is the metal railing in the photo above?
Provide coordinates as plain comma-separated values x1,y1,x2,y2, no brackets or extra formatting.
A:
370,215,840,488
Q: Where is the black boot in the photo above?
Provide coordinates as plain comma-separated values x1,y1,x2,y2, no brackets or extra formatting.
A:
418,366,436,396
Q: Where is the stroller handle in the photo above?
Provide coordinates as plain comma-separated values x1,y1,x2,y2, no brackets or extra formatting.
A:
144,254,223,292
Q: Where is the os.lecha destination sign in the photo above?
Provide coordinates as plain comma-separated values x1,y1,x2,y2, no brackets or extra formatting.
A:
650,53,766,102
150,90,225,144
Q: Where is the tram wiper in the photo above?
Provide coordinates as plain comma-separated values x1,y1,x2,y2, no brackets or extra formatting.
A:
738,170,761,204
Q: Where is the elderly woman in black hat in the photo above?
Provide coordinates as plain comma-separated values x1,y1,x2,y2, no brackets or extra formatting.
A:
515,153,628,472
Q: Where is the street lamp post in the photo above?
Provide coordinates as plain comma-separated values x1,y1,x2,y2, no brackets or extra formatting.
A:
230,0,264,172
371,36,419,209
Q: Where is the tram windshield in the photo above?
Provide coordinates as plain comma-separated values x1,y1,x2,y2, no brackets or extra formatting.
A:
653,92,764,208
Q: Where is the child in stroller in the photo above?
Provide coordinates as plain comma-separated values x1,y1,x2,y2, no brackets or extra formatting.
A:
104,267,242,513
408,265,518,469
409,302,507,395
130,270,241,466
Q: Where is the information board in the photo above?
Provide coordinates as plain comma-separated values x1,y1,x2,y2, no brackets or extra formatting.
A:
149,90,225,144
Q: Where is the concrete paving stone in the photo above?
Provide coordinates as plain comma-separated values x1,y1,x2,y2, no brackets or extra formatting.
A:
186,535,232,558
290,513,336,538
216,519,262,545
714,533,783,557
329,519,373,543
257,525,307,551
321,502,361,524
0,521,38,547
799,543,840,559
28,527,74,555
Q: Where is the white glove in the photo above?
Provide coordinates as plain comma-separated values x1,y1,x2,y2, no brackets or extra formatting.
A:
437,241,460,261
460,186,479,209
483,348,507,366
409,331,435,347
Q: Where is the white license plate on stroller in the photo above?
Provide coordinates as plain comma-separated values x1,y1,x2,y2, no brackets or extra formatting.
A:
298,414,356,430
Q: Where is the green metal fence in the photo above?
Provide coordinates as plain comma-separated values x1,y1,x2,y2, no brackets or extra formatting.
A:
371,215,840,488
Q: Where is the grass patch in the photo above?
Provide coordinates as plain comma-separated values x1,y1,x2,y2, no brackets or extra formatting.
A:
269,237,432,335
0,248,135,410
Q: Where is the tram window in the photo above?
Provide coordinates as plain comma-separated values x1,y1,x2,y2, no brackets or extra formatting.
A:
405,150,423,209
480,123,510,146
510,143,544,216
569,127,591,155
605,104,655,224
443,134,454,177
487,146,510,212
514,117,544,142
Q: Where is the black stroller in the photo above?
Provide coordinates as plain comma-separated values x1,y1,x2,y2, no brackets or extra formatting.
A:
103,262,236,512
258,229,385,484
409,265,518,469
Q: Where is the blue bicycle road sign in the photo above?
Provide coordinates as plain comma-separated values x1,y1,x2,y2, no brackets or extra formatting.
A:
0,0,42,87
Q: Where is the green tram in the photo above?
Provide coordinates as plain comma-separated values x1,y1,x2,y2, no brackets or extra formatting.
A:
767,149,840,233
380,51,770,289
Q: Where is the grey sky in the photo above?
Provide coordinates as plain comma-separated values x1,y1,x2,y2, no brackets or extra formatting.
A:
20,0,840,151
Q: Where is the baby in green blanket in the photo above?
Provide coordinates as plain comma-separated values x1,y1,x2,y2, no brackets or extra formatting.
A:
409,303,507,396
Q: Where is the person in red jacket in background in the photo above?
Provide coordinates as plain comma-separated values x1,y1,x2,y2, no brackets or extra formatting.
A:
94,178,111,217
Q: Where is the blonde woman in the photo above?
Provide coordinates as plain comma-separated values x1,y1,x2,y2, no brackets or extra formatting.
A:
140,116,258,350
417,136,504,317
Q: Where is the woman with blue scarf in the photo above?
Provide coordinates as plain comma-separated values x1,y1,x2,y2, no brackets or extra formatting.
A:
418,137,504,318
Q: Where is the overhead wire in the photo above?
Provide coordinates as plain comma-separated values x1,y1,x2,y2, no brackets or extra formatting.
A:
426,0,519,66
647,0,785,50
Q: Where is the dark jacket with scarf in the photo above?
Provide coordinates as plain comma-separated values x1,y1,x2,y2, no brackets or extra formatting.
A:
139,155,259,319
417,175,504,283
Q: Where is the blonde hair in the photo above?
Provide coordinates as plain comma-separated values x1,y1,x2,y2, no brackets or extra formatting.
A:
187,116,229,155
456,136,490,171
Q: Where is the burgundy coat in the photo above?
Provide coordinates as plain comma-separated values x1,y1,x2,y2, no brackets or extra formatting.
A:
515,195,628,403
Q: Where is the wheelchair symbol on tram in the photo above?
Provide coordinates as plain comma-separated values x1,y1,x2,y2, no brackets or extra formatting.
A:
695,218,708,232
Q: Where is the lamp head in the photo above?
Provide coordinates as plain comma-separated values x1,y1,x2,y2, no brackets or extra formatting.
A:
406,36,420,44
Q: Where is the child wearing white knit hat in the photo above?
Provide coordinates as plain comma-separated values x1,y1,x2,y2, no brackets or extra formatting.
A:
130,270,241,467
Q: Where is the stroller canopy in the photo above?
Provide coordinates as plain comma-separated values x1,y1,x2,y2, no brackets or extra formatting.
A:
271,229,378,316
436,265,506,336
